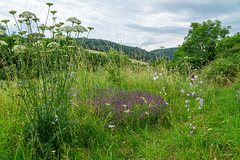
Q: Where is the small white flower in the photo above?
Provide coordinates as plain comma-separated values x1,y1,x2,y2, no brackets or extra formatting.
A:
145,112,149,115
181,90,185,93
55,115,58,118
106,103,111,106
108,125,115,128
52,150,56,153
124,109,130,113
123,105,127,107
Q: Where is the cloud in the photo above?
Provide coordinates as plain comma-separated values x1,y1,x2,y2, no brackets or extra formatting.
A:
0,0,239,51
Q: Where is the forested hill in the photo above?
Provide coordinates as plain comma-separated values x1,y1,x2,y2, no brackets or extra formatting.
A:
77,38,177,62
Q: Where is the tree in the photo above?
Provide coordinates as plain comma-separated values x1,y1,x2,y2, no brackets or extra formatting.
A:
173,20,231,69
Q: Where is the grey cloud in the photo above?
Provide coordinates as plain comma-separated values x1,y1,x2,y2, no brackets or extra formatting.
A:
126,23,188,35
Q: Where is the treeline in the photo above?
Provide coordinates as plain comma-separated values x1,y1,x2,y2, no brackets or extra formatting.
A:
77,38,176,62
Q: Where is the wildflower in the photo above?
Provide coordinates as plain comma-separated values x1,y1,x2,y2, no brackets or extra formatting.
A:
108,125,115,128
193,126,196,130
199,81,203,84
73,25,87,33
0,40,8,46
19,11,37,19
106,103,111,106
52,122,55,124
185,105,188,107
70,99,73,102
154,72,157,75
181,90,185,93
187,108,189,112
159,92,162,94
52,150,56,153
67,17,81,25
159,73,163,76
12,45,26,53
190,131,193,134
123,105,127,107
153,76,159,80
191,78,196,81
145,112,149,115
185,100,190,103
190,82,193,86
47,42,60,49
198,106,202,109
73,93,77,97
124,110,130,113
190,123,192,126
55,115,58,118
187,93,190,96
191,92,196,95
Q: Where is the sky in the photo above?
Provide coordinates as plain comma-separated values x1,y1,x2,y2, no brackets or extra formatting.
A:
0,0,239,51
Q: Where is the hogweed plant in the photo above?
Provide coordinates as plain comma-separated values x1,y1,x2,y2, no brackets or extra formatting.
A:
0,2,95,159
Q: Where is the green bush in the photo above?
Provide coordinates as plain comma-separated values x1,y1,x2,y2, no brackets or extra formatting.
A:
203,58,238,84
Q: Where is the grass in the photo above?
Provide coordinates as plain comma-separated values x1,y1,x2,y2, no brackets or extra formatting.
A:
0,65,239,159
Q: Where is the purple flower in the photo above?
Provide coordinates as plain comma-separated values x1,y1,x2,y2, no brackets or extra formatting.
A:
198,106,202,109
199,81,203,84
73,93,77,97
190,131,193,134
185,100,190,103
187,108,189,112
181,90,185,93
159,73,163,76
193,126,196,130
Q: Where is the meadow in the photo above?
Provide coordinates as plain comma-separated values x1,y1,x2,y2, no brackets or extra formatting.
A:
0,3,240,159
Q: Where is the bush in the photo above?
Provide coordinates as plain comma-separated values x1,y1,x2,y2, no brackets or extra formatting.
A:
203,58,238,84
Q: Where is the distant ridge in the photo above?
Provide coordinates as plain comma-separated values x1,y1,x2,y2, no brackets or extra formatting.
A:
77,38,177,62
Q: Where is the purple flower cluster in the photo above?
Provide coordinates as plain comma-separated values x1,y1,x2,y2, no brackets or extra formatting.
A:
87,88,168,130
237,91,239,102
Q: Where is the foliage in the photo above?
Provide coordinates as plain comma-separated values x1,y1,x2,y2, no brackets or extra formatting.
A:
203,32,240,84
170,20,231,72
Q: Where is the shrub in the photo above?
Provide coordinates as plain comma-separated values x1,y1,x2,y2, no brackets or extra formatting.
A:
203,58,238,84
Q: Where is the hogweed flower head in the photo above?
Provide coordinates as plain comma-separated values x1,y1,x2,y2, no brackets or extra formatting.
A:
0,40,8,46
67,17,81,25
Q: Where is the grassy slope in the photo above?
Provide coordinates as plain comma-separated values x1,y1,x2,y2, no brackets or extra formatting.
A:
87,49,149,65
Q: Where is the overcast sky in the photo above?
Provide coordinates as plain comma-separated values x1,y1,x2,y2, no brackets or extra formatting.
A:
0,0,239,51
